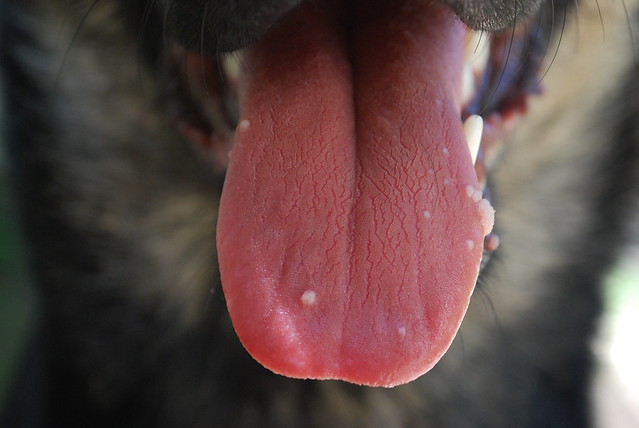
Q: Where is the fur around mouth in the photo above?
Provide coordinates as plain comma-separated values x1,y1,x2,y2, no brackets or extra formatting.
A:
163,0,547,386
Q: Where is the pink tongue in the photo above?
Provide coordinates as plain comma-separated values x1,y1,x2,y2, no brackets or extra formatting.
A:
217,0,490,387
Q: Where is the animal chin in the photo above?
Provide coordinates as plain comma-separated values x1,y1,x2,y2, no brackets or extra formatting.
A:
165,0,543,387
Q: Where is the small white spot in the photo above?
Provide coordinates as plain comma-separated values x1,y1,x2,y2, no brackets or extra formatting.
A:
301,290,317,306
443,178,451,185
423,210,432,219
442,147,450,156
428,168,435,175
237,119,251,133
478,198,495,235
484,233,501,252
466,239,475,250
398,327,407,337
466,185,482,203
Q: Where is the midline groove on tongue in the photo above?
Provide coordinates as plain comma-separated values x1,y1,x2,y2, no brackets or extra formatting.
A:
217,0,490,387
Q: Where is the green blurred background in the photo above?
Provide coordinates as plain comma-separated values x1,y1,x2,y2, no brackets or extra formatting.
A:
0,144,36,407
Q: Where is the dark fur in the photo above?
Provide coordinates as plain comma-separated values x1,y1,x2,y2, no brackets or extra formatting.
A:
1,0,638,427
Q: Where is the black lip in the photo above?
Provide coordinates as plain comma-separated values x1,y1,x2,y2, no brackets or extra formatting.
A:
153,0,572,55
442,0,545,32
162,0,303,53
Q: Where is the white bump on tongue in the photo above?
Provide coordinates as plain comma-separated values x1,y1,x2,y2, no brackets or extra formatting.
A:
217,0,491,387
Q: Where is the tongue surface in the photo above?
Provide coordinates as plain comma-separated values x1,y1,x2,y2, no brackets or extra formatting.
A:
217,0,491,387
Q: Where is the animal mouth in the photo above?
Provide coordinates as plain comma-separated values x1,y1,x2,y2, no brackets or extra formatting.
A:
164,0,545,387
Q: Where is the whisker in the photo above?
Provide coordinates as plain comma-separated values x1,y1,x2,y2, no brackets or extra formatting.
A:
537,0,568,84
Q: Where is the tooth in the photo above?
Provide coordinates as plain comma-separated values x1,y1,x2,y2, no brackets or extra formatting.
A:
462,31,490,107
464,30,490,74
463,115,483,164
461,64,475,106
222,52,243,82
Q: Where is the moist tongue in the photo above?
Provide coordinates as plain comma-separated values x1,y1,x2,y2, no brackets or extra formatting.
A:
217,0,491,387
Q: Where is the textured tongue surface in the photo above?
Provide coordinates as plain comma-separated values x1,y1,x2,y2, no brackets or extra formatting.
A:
217,0,490,387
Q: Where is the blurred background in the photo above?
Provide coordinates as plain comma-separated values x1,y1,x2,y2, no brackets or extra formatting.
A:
0,130,36,409
593,250,639,427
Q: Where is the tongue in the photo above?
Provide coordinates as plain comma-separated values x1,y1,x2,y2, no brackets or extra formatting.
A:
217,0,492,387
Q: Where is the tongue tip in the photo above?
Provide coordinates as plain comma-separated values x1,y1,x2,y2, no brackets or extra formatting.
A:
225,280,475,388
238,326,462,388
